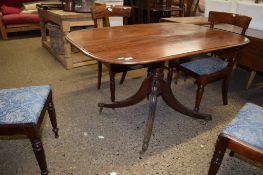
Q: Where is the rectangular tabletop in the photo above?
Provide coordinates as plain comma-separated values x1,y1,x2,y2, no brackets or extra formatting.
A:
66,23,249,65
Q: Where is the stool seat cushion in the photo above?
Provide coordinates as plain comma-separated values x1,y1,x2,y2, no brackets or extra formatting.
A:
180,57,228,75
223,103,263,149
0,85,51,124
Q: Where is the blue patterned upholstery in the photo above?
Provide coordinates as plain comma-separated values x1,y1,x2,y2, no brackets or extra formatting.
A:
180,57,228,75
223,103,263,149
0,85,51,124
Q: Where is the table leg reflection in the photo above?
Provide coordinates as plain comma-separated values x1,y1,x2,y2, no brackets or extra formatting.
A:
98,62,212,153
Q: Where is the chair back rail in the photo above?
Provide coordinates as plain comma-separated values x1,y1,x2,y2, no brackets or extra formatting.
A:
91,5,132,28
208,11,251,64
208,11,252,35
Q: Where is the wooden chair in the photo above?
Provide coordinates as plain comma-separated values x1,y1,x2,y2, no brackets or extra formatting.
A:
208,103,263,175
171,0,185,17
91,4,145,102
167,11,251,112
143,0,180,23
0,85,59,175
123,0,140,24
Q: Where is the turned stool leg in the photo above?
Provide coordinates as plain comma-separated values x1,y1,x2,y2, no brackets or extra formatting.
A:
30,138,48,175
208,135,229,175
47,92,59,138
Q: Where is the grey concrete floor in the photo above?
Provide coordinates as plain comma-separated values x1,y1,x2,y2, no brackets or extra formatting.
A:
0,35,262,175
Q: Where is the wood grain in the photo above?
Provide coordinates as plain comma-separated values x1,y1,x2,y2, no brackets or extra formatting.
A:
66,23,249,65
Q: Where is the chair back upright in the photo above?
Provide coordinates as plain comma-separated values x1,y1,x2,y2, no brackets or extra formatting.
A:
184,0,200,17
143,0,172,10
91,5,132,28
208,11,252,35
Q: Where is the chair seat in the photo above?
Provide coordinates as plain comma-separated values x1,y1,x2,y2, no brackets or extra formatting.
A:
180,57,228,75
223,103,263,149
0,85,51,124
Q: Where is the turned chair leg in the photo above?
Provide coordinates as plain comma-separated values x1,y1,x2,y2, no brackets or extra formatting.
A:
47,92,59,138
97,61,102,89
167,67,174,85
222,74,231,105
120,71,127,84
229,151,235,157
246,71,256,89
208,135,229,175
195,83,205,112
109,71,116,102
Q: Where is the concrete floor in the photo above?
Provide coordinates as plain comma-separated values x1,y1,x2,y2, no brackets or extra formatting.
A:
0,33,262,175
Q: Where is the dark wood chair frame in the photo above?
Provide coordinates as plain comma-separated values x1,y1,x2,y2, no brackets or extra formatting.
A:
91,4,146,102
167,11,251,112
184,0,200,17
208,133,263,175
0,91,59,175
143,0,184,23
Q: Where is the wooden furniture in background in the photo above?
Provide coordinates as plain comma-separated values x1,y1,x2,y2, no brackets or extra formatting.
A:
66,22,249,154
240,33,263,89
167,11,251,112
0,0,45,40
91,4,145,102
0,12,40,40
143,0,171,23
0,85,59,174
208,103,263,175
160,16,208,24
161,16,263,89
213,24,263,89
37,9,95,69
184,0,200,17
124,0,184,24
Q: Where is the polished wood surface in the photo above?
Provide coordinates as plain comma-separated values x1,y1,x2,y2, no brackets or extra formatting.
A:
67,22,249,154
66,23,249,65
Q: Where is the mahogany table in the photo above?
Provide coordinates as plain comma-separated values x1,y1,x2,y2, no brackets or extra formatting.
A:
66,23,249,154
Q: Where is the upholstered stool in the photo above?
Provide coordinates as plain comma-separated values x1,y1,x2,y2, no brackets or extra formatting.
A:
208,103,263,175
0,85,59,175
